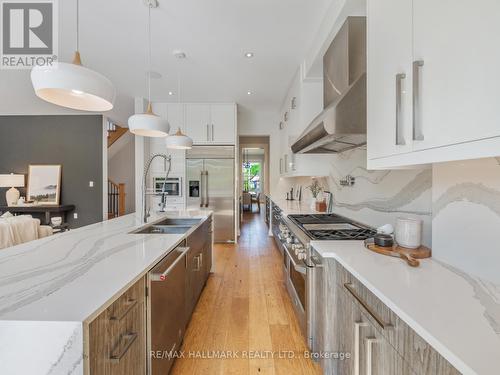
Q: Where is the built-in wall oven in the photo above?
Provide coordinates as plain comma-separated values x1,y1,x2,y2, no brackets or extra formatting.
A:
153,177,182,197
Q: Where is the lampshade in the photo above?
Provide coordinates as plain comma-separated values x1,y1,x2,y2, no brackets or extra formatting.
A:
31,57,115,112
0,174,24,188
165,128,193,149
128,103,170,137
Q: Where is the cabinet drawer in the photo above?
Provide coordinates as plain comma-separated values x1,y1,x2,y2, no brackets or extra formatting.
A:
333,260,460,375
107,277,145,322
87,277,146,375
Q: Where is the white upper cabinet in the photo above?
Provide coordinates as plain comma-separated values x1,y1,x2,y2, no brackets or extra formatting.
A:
367,0,413,160
367,0,500,169
185,104,211,144
185,103,236,145
411,0,500,150
209,104,237,144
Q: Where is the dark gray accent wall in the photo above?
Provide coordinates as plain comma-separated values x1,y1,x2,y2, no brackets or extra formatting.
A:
0,115,103,227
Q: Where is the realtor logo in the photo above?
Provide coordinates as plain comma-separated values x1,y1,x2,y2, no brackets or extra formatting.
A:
1,0,58,69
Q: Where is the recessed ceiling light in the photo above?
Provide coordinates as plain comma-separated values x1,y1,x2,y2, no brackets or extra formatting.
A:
168,91,174,96
244,52,254,58
146,70,162,79
247,91,252,95
173,50,187,59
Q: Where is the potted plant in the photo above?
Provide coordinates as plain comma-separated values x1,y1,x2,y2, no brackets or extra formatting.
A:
307,179,323,210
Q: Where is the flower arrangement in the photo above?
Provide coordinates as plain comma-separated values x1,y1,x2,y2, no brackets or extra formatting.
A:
307,179,323,199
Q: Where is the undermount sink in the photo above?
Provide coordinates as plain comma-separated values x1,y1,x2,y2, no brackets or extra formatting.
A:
154,218,201,226
132,225,192,235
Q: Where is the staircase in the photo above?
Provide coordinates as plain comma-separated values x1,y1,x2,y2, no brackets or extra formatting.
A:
108,179,126,219
107,120,128,148
107,119,129,219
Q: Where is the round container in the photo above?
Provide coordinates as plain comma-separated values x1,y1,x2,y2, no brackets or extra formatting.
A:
395,217,422,249
374,233,394,247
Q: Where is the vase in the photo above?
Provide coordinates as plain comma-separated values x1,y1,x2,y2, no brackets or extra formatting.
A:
310,200,316,210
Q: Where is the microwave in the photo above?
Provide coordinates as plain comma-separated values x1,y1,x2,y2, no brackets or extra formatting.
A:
153,177,182,197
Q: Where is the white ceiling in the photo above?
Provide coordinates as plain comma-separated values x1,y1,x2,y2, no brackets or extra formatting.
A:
1,0,334,124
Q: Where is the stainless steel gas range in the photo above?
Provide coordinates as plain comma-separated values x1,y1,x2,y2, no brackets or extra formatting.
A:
275,212,376,352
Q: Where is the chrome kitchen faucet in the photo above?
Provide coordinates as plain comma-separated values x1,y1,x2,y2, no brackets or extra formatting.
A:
142,153,172,223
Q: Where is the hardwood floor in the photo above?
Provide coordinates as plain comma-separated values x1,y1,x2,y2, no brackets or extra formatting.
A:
171,209,322,375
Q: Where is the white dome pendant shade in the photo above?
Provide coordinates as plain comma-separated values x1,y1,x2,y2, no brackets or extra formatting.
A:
129,102,169,137
166,128,193,149
127,1,170,138
30,0,115,112
31,52,115,112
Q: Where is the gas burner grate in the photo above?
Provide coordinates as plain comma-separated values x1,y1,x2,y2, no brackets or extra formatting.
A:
308,228,377,241
289,214,349,225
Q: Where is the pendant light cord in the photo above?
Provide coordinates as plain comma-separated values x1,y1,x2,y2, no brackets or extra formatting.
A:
177,73,181,104
147,4,152,104
76,0,79,51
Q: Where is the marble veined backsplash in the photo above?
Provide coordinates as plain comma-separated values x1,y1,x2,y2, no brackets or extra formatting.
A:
322,148,432,247
433,158,500,285
277,148,433,247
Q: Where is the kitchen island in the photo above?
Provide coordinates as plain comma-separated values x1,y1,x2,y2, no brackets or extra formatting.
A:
0,210,212,375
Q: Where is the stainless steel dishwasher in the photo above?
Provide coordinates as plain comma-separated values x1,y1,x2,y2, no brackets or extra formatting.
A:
147,244,189,375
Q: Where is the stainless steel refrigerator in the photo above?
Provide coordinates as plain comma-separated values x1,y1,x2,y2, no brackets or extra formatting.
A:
186,146,235,242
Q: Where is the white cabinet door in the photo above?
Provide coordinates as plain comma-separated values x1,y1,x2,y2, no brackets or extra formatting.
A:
185,104,211,144
412,0,500,151
367,0,413,160
210,104,236,144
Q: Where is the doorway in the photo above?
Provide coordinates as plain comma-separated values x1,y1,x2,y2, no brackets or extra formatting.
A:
239,136,270,219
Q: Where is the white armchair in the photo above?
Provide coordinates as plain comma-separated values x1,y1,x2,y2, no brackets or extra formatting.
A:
0,214,53,250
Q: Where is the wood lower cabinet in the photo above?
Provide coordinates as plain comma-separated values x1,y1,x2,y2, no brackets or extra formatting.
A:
185,217,212,323
317,258,461,375
86,218,213,375
86,277,146,375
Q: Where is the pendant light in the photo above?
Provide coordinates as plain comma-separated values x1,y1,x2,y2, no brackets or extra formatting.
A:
165,62,193,149
31,0,115,112
128,1,169,138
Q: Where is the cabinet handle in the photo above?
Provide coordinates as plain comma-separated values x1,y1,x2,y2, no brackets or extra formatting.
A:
109,299,138,322
344,283,391,330
412,60,425,141
110,332,138,363
199,253,203,267
395,73,406,145
279,158,283,174
211,124,214,141
194,254,201,271
150,247,190,281
284,154,288,173
365,337,377,375
206,124,209,141
354,321,369,375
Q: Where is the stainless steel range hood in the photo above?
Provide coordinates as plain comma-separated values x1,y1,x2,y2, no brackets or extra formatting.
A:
291,16,366,154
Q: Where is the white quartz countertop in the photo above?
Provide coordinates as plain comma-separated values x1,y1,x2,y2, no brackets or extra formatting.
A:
268,196,321,215
0,210,211,323
312,240,500,375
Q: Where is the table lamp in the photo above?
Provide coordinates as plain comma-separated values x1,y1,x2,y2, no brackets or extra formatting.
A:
0,174,25,206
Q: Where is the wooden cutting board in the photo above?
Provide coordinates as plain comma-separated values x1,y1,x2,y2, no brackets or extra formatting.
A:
364,238,431,267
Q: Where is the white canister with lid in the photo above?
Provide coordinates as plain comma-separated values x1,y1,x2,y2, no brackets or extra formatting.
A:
395,217,422,249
